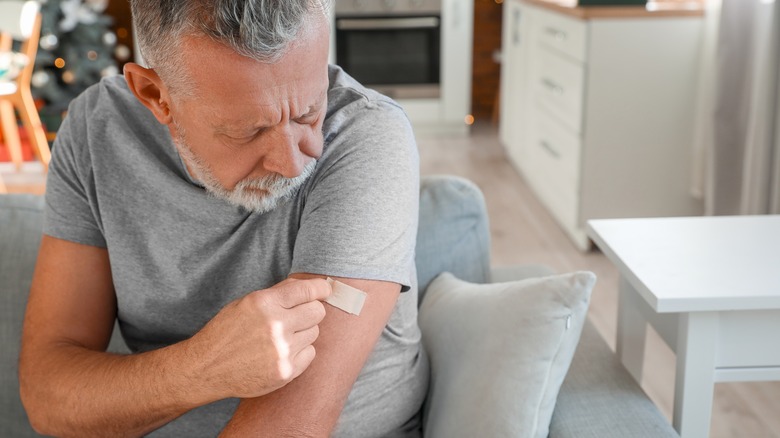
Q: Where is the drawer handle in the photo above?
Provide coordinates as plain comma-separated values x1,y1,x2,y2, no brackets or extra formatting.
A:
540,140,561,159
542,78,564,96
545,26,568,41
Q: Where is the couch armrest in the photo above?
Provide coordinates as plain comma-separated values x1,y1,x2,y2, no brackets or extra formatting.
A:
491,266,679,438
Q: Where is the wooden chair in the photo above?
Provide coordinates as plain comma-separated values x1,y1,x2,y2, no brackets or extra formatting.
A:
0,0,50,171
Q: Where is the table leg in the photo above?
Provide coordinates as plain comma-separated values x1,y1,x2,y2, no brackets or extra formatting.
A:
616,276,647,383
673,311,718,438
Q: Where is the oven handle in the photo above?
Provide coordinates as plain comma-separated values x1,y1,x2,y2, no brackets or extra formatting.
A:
336,17,440,30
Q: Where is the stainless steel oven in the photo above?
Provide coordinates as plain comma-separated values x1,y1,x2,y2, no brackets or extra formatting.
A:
335,0,442,99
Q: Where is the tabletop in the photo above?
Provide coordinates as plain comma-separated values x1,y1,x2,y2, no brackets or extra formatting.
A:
587,215,780,313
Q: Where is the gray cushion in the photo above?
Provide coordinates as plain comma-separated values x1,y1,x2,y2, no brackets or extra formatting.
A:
0,194,45,437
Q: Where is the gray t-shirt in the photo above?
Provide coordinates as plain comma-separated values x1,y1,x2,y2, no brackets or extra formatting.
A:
43,65,428,437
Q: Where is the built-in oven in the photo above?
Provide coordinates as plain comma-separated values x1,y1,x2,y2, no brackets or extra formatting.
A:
334,0,442,99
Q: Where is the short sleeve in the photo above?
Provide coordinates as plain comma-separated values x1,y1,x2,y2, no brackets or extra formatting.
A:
291,99,419,291
43,93,107,248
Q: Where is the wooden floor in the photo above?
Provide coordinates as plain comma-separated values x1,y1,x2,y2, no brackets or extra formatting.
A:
3,123,779,437
417,123,780,438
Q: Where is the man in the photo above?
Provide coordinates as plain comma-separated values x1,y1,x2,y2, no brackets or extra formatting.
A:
18,0,427,436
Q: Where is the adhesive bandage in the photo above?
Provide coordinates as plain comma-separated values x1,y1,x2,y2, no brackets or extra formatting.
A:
325,278,367,316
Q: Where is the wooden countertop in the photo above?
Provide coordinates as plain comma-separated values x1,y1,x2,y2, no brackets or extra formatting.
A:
521,0,705,19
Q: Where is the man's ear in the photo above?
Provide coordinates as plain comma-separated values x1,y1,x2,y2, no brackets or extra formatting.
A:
124,63,173,125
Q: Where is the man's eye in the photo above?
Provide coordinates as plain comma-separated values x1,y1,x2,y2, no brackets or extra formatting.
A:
295,114,318,125
228,130,261,143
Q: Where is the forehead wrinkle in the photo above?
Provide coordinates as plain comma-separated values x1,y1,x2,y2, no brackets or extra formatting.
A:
195,75,327,133
205,100,282,132
196,89,325,134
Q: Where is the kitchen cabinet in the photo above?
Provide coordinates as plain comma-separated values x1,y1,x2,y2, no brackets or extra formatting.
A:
499,0,705,250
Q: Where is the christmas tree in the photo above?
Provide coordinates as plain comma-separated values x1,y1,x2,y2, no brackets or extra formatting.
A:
31,0,129,131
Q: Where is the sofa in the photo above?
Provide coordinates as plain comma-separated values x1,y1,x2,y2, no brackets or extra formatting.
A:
0,175,678,437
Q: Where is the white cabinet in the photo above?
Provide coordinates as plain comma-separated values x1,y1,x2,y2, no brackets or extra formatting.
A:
500,0,704,250
499,0,529,167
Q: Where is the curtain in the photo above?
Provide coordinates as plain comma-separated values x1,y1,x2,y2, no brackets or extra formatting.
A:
705,0,780,215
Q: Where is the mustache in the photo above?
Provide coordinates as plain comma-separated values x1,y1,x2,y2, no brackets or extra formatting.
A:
236,160,317,194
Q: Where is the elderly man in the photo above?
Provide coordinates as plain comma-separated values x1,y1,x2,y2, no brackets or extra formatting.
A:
18,0,427,436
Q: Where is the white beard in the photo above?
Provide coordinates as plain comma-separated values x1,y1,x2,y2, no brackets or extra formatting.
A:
173,123,316,213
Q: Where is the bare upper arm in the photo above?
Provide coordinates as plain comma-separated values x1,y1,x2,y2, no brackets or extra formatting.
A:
291,273,400,356
21,235,117,356
222,274,401,435
292,274,401,395
279,273,401,390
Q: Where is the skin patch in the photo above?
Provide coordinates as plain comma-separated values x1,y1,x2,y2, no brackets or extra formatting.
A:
324,278,367,316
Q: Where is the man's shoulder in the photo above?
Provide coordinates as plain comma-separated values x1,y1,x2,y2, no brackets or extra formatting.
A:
325,65,409,125
311,66,418,192
323,65,411,144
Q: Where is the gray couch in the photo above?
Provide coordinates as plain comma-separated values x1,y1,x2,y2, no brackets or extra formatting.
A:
1,176,678,437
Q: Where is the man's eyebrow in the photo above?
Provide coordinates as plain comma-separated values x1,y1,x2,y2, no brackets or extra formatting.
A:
211,91,328,132
211,120,261,134
209,110,274,133
212,121,278,138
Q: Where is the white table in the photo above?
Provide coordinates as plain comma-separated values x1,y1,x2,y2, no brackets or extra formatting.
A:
586,215,780,438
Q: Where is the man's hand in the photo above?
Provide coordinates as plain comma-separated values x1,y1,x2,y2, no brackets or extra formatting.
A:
185,278,331,399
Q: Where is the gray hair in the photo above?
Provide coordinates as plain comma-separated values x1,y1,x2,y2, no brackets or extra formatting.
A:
131,0,332,96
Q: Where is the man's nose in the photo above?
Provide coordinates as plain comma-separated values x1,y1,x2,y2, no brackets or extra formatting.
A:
262,126,306,178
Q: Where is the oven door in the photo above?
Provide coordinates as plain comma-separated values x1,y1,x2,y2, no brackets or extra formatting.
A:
335,16,441,99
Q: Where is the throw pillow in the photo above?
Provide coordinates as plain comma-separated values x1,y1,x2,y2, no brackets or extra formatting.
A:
418,271,596,438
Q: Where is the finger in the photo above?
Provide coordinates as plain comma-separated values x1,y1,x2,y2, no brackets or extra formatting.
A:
287,300,327,332
289,324,320,354
278,278,331,308
290,344,316,380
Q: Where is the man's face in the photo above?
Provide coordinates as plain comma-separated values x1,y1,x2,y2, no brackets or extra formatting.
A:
165,19,330,213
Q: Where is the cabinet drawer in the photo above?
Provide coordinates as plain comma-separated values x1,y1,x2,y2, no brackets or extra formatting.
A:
534,115,581,184
534,47,585,133
535,7,587,63
525,115,581,229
